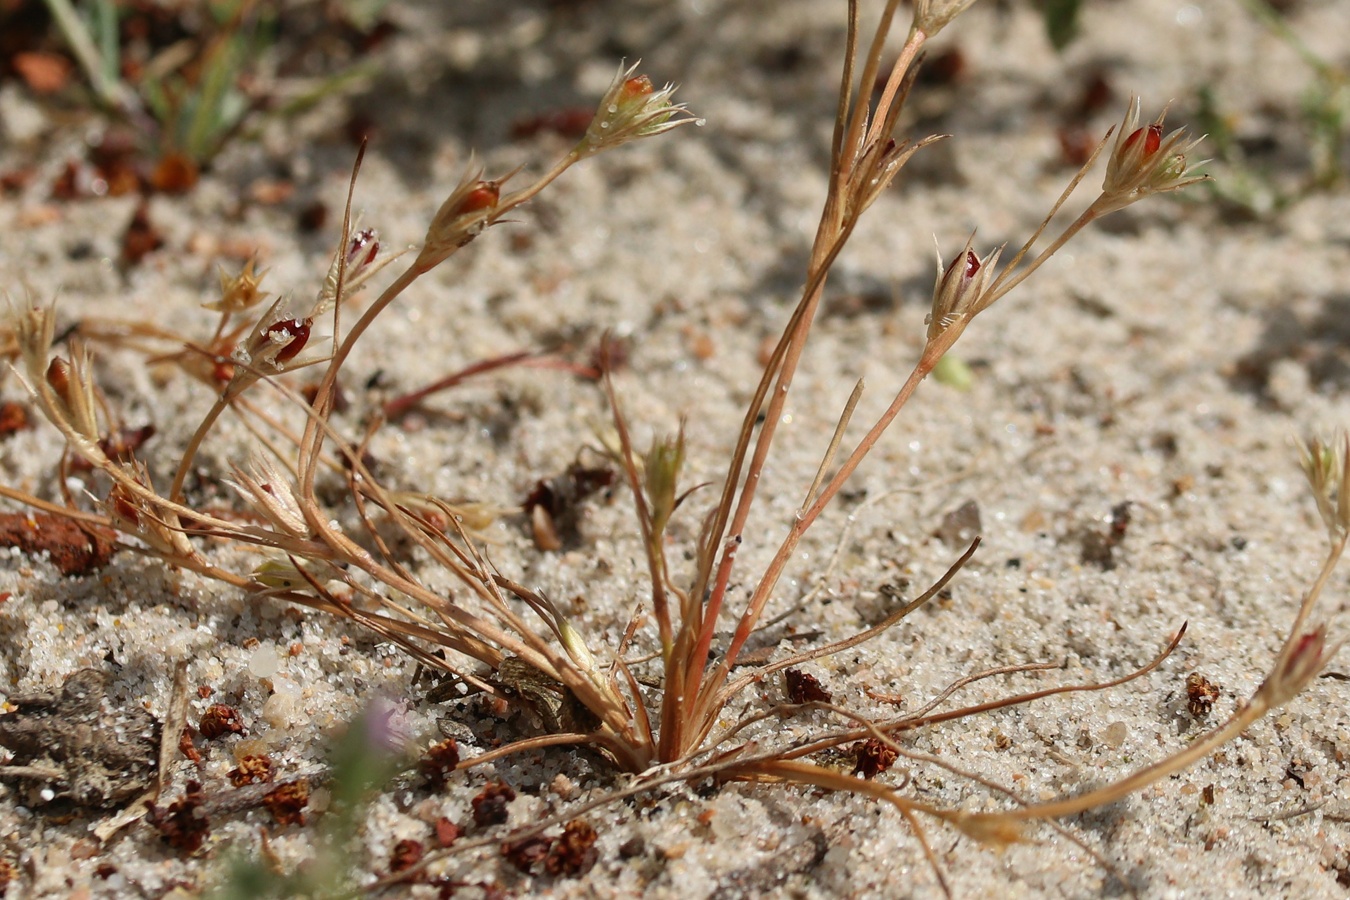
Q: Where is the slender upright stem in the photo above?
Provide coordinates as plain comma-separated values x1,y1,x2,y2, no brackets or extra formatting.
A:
664,23,931,762
169,394,229,502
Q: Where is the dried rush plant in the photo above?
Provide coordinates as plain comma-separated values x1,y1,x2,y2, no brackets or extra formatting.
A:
2,0,1344,891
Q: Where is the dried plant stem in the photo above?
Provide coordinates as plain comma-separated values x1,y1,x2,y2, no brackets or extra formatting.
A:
671,21,931,761
168,394,229,502
296,153,579,498
0,484,112,526
800,377,865,514
382,350,538,419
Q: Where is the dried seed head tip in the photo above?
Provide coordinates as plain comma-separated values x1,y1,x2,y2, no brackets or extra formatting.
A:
1100,98,1207,210
1298,433,1350,541
206,257,269,314
417,168,503,270
1263,625,1335,708
579,61,699,157
927,236,1000,341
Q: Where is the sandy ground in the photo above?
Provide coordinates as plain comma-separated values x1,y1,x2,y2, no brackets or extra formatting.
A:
1,0,1349,897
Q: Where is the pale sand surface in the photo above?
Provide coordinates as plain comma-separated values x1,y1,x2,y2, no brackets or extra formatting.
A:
0,1,1348,897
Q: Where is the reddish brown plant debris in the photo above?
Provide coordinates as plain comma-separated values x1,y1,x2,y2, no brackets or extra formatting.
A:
434,817,463,849
147,781,210,854
121,200,164,266
420,737,461,790
0,402,30,439
13,51,72,93
502,834,553,872
0,168,36,194
263,778,309,827
198,704,245,740
0,858,14,893
852,737,899,779
178,727,202,764
87,132,141,197
471,781,516,827
0,512,118,576
1186,672,1221,719
544,819,599,877
149,152,199,194
390,838,425,873
784,668,832,704
100,424,156,463
228,753,275,787
197,686,214,699
590,337,630,376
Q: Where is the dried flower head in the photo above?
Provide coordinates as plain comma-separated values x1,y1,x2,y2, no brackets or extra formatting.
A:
1185,672,1220,718
852,737,899,779
544,819,600,877
147,781,210,854
205,257,269,315
229,457,312,540
578,62,699,158
472,781,516,827
1100,98,1207,212
228,753,275,787
230,297,318,384
1298,434,1350,541
101,465,198,560
199,703,245,739
1261,625,1334,708
913,0,981,37
927,236,1001,342
263,779,309,826
416,166,503,271
644,427,685,537
315,225,385,315
854,135,944,215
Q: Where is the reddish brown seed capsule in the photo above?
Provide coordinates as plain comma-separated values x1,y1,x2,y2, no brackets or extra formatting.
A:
347,228,379,267
619,75,654,102
267,318,312,365
457,182,500,215
1122,123,1163,157
45,357,72,399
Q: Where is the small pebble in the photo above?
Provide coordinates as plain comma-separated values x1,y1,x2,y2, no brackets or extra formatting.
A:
249,644,280,679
